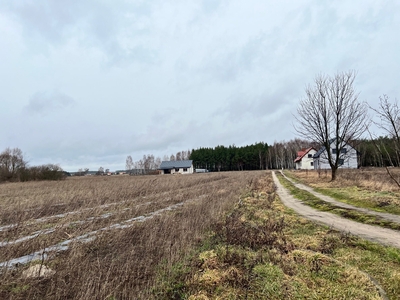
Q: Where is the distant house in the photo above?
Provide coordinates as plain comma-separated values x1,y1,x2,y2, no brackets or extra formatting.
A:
313,139,359,169
294,147,318,170
115,170,128,175
159,160,194,175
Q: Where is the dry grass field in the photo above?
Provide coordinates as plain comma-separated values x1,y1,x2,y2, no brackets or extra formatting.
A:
0,172,264,299
1,170,400,299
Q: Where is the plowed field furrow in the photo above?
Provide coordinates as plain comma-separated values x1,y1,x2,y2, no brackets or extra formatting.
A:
0,194,209,268
0,192,211,261
0,172,254,274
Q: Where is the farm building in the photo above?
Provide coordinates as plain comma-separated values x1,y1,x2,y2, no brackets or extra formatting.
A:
313,139,359,169
159,160,194,174
294,147,317,170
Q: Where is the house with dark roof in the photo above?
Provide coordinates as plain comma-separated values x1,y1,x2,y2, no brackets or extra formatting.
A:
313,139,359,170
294,147,317,170
159,160,194,175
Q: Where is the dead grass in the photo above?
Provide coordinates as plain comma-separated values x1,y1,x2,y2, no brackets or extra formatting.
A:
0,171,264,299
289,168,400,192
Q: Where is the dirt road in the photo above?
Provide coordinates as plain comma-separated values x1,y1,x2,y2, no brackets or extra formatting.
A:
279,171,400,224
272,171,400,249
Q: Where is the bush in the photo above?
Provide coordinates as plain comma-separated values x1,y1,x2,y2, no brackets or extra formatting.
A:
0,147,66,182
19,164,67,181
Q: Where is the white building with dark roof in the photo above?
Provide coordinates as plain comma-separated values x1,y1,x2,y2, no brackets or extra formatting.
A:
159,160,194,174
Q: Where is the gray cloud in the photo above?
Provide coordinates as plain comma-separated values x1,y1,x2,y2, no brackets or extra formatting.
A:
0,0,399,171
24,91,75,114
2,1,157,65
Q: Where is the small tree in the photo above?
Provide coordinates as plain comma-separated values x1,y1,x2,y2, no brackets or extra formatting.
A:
369,95,400,187
176,151,182,161
97,166,104,175
0,147,27,181
126,155,134,171
295,70,368,180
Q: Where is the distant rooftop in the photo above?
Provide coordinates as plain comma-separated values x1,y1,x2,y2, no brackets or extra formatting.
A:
159,160,193,170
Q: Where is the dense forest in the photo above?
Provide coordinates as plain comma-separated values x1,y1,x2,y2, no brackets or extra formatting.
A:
190,143,268,171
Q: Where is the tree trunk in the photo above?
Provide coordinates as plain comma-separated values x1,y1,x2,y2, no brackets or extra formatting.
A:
331,167,337,181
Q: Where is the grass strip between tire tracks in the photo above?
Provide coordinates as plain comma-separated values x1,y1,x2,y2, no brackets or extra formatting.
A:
276,172,400,231
283,170,400,216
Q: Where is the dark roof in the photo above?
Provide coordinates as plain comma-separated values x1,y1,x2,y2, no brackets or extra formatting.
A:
313,138,337,158
313,138,360,158
313,147,326,158
159,160,193,170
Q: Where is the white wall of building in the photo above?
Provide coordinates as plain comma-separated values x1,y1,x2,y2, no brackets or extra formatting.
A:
161,165,194,174
314,143,358,170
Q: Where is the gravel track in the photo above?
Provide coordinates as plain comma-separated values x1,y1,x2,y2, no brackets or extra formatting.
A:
272,171,400,249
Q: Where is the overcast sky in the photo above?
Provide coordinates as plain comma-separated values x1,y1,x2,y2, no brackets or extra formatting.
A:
1,0,399,171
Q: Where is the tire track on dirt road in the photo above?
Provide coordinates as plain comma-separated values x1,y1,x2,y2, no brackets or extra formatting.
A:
272,171,400,249
280,171,400,224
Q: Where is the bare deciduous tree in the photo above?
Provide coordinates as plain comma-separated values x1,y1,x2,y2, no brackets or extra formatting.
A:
371,95,400,141
369,95,400,187
155,157,162,169
97,166,104,175
126,155,134,171
0,147,27,180
295,70,368,180
176,151,182,161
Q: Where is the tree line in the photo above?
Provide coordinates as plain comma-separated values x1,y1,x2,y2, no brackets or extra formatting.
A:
190,142,269,171
122,135,400,175
123,150,192,172
0,147,66,182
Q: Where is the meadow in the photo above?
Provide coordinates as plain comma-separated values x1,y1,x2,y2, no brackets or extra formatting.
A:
0,170,400,299
0,172,263,298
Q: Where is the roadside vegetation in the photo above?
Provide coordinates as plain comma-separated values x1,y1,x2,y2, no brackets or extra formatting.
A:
284,169,400,215
276,172,400,231
1,171,400,299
